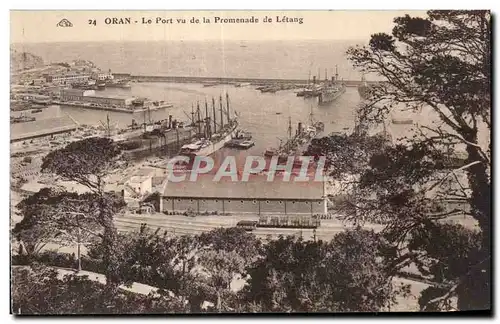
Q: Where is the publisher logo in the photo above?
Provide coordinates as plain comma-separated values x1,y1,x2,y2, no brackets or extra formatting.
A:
57,19,73,27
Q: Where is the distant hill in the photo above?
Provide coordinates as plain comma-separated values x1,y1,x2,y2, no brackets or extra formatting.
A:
10,49,44,71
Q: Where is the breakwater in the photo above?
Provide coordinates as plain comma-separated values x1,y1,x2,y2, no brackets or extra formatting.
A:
114,73,380,87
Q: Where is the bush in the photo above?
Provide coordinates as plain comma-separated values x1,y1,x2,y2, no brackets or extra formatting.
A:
12,251,104,273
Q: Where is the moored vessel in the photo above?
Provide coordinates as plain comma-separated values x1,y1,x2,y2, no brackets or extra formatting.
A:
225,130,254,149
263,111,324,164
357,75,370,100
11,115,36,124
105,79,132,89
179,93,241,157
318,66,346,105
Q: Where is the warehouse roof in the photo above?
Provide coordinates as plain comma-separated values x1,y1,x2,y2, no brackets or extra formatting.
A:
163,173,324,200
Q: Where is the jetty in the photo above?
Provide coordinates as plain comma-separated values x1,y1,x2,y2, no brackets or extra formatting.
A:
114,73,381,88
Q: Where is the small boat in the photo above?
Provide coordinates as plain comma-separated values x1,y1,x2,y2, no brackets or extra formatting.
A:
11,115,36,123
96,80,106,90
239,140,255,149
275,112,282,115
225,139,255,149
264,148,277,157
203,81,218,87
391,118,413,125
31,109,43,113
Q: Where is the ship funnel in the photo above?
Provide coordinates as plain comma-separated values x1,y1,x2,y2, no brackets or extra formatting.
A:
168,115,172,128
298,122,303,134
312,76,316,84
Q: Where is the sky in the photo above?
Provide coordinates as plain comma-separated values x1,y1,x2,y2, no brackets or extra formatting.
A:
10,10,427,43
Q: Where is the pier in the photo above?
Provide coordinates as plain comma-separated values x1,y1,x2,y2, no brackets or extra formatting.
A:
115,73,380,87
55,101,173,113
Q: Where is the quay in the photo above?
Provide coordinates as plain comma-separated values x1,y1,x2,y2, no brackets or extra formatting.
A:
54,101,173,114
115,73,380,87
55,89,173,114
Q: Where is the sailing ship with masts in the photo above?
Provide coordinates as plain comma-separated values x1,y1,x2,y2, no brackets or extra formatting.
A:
179,93,241,157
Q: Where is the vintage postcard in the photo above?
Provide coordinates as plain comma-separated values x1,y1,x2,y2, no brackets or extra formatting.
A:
10,10,491,315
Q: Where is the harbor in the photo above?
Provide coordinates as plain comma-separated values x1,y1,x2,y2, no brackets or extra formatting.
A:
10,57,425,219
9,10,491,314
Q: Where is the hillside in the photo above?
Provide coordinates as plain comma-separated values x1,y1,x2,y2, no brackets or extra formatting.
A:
10,49,44,71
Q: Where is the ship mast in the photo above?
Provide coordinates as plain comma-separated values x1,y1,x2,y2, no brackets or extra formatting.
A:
197,101,202,136
335,65,339,82
288,116,292,139
324,68,327,81
309,104,314,126
107,114,111,137
226,92,231,122
219,95,224,129
205,98,210,138
212,97,217,134
191,104,195,127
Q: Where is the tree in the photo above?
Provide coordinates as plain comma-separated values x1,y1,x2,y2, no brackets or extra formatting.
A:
41,137,124,288
13,188,65,258
11,264,185,314
198,249,246,312
241,230,402,312
196,227,263,264
14,188,125,273
343,10,490,310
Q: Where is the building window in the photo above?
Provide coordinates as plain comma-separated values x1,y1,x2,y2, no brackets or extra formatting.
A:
279,201,283,204
240,200,244,203
215,199,218,202
252,200,257,204
318,202,322,205
266,200,270,204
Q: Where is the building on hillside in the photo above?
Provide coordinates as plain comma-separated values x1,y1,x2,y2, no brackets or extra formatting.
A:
45,73,91,85
122,167,167,205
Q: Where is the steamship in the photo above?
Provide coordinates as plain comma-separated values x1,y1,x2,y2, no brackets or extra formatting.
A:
264,108,324,164
318,66,346,105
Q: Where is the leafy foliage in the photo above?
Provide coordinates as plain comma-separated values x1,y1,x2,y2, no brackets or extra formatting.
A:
41,137,121,192
39,137,125,287
11,265,185,314
341,10,491,310
241,230,402,312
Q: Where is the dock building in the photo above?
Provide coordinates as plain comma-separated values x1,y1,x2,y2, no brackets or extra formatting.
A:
160,175,327,216
60,89,135,108
44,73,91,85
